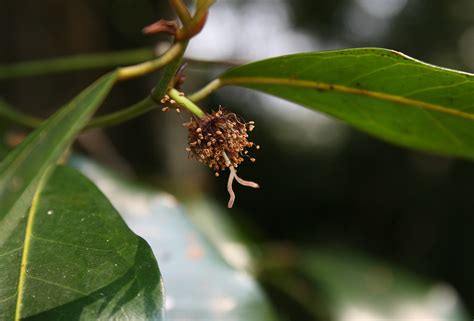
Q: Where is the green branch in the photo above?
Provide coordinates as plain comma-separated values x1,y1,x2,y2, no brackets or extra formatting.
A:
116,43,184,81
0,0,218,128
170,0,192,26
86,97,155,129
0,41,188,129
88,41,190,128
168,88,205,117
0,48,155,79
0,99,42,128
188,79,222,102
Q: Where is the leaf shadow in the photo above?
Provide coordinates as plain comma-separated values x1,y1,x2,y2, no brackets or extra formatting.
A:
25,238,164,321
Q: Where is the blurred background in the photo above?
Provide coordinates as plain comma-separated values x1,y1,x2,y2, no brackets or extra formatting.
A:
2,0,474,320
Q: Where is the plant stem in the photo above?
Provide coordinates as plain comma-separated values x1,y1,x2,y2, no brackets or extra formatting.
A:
0,0,219,129
1,82,208,130
116,43,184,81
0,43,188,130
185,56,245,67
0,99,42,128
169,0,192,26
0,48,155,79
0,41,188,129
188,79,222,102
86,97,155,129
0,47,241,81
175,0,213,40
88,41,189,128
197,0,217,11
150,43,187,102
168,88,205,118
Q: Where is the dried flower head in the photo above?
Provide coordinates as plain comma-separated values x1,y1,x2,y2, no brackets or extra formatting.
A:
184,108,254,170
183,107,259,208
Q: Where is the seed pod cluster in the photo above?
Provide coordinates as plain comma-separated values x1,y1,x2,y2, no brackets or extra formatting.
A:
183,108,258,173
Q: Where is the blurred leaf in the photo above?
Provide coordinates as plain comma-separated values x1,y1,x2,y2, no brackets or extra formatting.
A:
8,165,164,319
299,248,469,321
0,72,117,320
0,48,154,79
72,156,279,321
220,48,474,160
184,198,255,272
0,119,9,161
181,203,467,321
0,142,7,160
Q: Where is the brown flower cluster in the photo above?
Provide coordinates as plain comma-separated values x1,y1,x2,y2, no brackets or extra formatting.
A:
183,108,259,174
183,107,260,208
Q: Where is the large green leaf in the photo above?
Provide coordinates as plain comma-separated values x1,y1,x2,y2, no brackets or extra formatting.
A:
219,48,474,159
0,72,117,320
5,165,163,320
0,72,117,218
72,156,278,321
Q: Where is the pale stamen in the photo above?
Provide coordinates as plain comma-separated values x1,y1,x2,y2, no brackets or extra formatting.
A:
227,167,236,208
223,152,260,208
234,174,260,189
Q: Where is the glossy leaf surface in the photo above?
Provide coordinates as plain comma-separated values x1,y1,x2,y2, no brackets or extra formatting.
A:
13,165,164,320
220,48,474,159
0,72,117,320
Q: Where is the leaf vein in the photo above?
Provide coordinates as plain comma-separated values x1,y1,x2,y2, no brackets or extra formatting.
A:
32,234,114,253
14,179,45,321
404,80,471,97
348,62,402,85
0,246,22,257
28,276,88,296
220,77,474,121
422,109,464,147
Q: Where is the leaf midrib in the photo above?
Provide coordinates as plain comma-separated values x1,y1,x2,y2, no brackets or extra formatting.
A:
220,77,474,121
14,175,45,321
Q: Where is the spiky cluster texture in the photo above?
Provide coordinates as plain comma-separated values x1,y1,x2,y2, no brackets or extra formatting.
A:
183,108,257,173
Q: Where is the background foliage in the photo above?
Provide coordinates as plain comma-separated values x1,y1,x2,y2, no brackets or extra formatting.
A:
2,0,474,320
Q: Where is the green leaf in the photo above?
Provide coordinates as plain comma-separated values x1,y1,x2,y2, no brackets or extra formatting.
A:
219,48,474,159
5,165,163,320
0,72,116,216
72,156,278,321
0,72,117,320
